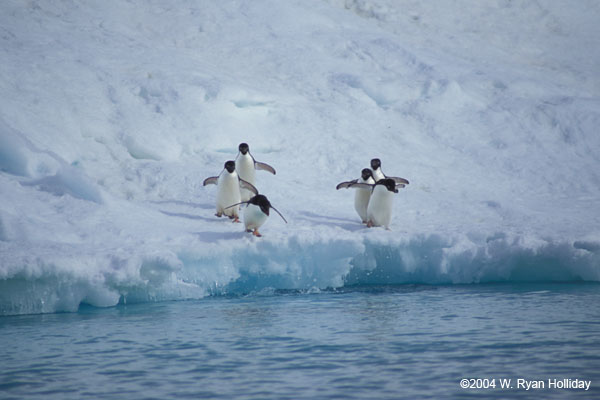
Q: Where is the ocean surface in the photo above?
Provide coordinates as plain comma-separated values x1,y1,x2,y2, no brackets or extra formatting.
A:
2,2,599,399
1,282,599,399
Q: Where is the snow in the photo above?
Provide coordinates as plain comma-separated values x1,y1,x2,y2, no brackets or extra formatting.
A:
1,0,599,315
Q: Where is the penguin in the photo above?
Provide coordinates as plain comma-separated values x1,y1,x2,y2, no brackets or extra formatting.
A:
235,143,276,201
336,168,375,223
225,194,287,237
203,160,258,222
343,178,407,230
370,158,410,185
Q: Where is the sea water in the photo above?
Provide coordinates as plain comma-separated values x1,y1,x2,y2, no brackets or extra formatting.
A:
1,283,599,400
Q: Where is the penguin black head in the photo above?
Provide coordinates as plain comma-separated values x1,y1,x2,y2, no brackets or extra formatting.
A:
370,158,381,171
249,194,271,216
224,160,236,173
361,168,373,181
239,143,249,155
378,178,398,193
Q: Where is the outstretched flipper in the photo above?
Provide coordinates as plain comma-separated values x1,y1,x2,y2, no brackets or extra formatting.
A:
270,206,288,224
345,181,405,191
224,200,248,210
239,178,259,195
346,182,374,190
335,179,358,190
225,194,288,224
255,161,276,175
388,176,410,185
203,176,218,186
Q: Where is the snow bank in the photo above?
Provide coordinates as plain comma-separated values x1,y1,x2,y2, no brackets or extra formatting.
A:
1,0,599,315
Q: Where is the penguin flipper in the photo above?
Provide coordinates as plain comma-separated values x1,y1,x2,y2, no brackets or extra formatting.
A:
395,183,407,189
203,176,218,186
270,205,288,224
239,178,259,195
388,176,410,185
336,179,358,190
347,182,374,190
255,161,276,175
225,201,248,210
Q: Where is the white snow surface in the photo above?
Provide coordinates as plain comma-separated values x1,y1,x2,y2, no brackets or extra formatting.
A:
1,0,599,315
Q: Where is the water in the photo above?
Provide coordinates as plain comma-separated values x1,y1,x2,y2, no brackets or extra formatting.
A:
1,283,599,399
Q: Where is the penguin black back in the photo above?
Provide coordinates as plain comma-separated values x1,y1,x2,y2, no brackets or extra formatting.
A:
377,178,398,193
249,194,271,216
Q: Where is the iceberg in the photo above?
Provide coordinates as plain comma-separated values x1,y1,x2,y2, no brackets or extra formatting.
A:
1,0,599,315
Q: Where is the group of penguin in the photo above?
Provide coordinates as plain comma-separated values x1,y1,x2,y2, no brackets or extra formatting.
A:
202,143,286,237
335,159,409,229
203,143,409,237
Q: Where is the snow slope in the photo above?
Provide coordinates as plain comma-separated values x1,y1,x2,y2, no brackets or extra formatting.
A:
1,0,599,315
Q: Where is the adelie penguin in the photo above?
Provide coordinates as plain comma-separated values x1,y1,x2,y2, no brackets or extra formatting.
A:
370,158,409,185
203,160,258,222
337,178,407,230
336,168,375,223
235,143,276,202
225,194,287,237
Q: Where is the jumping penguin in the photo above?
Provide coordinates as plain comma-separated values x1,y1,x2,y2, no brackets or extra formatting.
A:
225,194,287,237
203,160,258,222
370,158,410,185
339,178,406,230
336,168,375,223
235,143,276,201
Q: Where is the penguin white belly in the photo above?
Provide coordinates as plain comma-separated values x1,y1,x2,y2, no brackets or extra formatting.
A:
354,177,374,223
216,173,241,217
367,185,393,228
236,155,256,201
243,203,268,231
354,188,371,223
372,169,385,182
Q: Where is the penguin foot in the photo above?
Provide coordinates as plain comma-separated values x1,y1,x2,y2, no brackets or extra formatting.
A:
215,212,222,217
252,229,262,237
246,229,253,233
232,217,241,223
366,221,374,228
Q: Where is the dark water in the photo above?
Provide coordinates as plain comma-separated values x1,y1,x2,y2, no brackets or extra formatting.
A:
1,283,599,399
